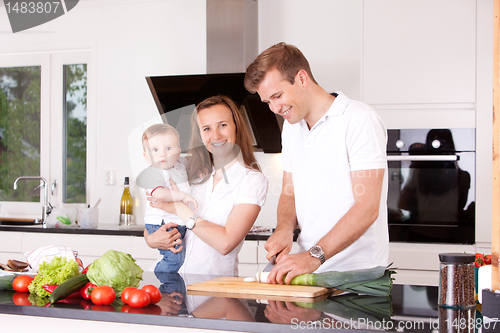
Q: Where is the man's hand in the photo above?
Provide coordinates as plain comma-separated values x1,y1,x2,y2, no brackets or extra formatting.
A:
264,227,293,262
267,251,321,285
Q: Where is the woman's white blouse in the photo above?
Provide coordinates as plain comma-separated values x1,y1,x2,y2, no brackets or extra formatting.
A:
178,161,268,276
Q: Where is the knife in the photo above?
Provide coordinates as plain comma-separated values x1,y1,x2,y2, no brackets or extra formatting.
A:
263,255,276,272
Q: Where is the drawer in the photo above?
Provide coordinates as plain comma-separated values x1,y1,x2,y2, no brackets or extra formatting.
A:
388,243,475,271
238,241,257,264
21,233,135,257
257,241,300,264
0,232,22,253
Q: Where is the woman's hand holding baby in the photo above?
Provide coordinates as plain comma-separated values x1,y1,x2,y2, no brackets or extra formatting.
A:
143,222,183,253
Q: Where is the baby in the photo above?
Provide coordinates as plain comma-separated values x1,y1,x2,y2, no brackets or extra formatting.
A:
137,123,197,273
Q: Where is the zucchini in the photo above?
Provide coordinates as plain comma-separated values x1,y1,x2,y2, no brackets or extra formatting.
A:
48,273,89,303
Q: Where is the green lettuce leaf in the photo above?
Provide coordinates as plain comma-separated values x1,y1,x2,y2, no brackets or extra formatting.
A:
27,256,80,298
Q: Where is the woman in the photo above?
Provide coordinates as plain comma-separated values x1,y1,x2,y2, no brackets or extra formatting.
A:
143,95,268,276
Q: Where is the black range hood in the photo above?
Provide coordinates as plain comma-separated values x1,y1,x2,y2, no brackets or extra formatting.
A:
146,72,282,153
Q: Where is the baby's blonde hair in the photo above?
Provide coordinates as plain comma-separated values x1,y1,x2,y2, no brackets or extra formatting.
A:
142,123,180,152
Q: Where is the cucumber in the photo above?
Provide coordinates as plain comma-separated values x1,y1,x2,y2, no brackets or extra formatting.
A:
48,273,89,303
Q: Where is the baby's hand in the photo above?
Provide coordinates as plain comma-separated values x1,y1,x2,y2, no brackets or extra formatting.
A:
182,195,198,211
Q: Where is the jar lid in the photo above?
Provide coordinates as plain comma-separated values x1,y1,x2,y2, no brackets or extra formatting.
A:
439,253,475,263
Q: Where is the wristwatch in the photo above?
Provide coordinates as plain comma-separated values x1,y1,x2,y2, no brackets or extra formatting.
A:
186,214,199,230
309,245,326,265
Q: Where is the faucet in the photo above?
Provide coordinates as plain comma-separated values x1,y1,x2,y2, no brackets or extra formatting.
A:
13,176,53,227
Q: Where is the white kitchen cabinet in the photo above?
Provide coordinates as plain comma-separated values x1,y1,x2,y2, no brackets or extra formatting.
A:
363,0,476,106
0,231,157,272
237,241,259,277
237,240,301,277
389,242,476,286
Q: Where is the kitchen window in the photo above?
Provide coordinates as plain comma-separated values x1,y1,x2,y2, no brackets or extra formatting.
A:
0,51,93,217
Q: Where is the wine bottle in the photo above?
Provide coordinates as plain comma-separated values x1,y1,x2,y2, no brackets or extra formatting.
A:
119,177,134,226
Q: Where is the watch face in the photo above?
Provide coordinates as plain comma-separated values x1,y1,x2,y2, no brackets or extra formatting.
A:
310,246,322,256
186,218,194,229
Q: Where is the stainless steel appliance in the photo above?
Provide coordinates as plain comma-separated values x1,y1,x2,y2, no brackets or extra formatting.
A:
387,128,475,244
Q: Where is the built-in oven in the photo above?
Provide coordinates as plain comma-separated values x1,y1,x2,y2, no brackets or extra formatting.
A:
387,128,475,244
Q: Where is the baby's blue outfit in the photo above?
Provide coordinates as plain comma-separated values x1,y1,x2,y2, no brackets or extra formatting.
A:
137,158,191,273
145,222,186,273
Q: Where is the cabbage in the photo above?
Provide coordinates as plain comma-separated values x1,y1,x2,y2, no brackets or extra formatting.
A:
86,249,143,296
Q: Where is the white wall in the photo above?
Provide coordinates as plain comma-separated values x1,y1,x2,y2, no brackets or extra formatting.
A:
0,0,207,225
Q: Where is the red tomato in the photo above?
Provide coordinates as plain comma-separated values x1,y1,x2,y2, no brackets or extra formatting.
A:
12,275,33,293
484,255,492,265
91,286,116,305
12,292,32,306
120,286,137,304
141,285,162,304
128,289,150,308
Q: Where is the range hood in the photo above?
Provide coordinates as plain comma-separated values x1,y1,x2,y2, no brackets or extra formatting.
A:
146,0,282,153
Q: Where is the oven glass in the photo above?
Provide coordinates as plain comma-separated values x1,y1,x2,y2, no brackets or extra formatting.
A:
387,129,475,244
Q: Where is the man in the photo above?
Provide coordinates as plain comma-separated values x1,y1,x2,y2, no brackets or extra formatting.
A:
244,42,389,284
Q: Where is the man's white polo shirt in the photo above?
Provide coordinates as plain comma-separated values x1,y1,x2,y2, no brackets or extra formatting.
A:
281,91,389,272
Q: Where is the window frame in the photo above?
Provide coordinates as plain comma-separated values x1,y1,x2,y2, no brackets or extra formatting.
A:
0,50,94,218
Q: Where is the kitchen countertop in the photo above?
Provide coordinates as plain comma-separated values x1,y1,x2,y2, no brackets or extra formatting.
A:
0,224,292,241
0,271,446,332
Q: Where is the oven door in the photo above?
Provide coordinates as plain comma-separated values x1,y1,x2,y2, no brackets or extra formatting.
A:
387,152,475,244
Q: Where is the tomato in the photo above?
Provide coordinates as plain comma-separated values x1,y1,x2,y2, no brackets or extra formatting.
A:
141,285,162,304
90,285,116,305
128,289,150,308
12,275,33,293
120,286,137,304
12,292,32,306
484,255,492,265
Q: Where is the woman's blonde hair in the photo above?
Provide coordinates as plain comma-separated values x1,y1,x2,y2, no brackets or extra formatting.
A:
187,95,261,184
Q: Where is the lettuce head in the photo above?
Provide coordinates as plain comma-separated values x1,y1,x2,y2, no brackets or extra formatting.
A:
86,249,143,296
28,256,80,298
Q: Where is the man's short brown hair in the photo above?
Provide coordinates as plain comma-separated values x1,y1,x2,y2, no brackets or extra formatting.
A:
244,42,317,94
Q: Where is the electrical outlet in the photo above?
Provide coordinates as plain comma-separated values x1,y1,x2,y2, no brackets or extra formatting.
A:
105,170,116,185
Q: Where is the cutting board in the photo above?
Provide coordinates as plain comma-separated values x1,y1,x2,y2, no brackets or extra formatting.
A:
187,277,334,301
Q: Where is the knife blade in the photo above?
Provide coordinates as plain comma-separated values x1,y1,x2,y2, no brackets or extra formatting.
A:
263,255,276,272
